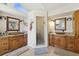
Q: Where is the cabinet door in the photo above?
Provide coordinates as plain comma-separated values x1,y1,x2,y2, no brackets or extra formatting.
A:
2,38,8,52
75,37,79,53
74,11,79,36
9,37,16,51
18,35,24,46
49,35,54,46
21,35,27,46
24,35,27,45
15,36,22,48
0,37,8,55
59,36,66,49
0,39,2,54
54,36,60,47
54,36,66,49
66,36,75,51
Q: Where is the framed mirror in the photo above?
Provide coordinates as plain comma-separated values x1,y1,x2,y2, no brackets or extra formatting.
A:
55,17,66,31
7,16,20,31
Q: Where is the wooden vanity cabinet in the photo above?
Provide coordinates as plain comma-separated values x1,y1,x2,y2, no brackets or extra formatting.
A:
74,36,79,53
15,36,22,48
0,39,2,53
8,36,17,51
23,35,27,45
48,34,54,46
66,36,75,51
59,36,66,49
14,37,20,49
20,35,27,46
54,36,66,49
74,10,79,36
0,37,8,55
48,34,66,49
54,36,59,47
0,34,27,55
8,35,27,51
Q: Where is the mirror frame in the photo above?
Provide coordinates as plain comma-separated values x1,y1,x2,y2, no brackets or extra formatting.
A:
6,16,20,31
55,17,66,31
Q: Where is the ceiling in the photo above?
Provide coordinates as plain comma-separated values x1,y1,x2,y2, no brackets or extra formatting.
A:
21,3,70,11
3,3,71,11
1,3,79,18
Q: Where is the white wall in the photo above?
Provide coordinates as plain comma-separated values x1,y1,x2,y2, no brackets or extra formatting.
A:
0,17,6,32
27,11,36,48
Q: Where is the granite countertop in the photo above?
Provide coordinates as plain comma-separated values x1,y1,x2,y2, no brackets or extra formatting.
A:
0,34,26,38
49,32,75,36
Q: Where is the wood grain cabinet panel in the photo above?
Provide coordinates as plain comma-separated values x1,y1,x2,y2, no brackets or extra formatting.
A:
20,35,25,45
48,35,66,49
15,36,21,48
54,36,66,49
0,39,2,54
0,37,8,55
18,35,27,47
66,36,75,51
18,36,24,47
54,36,60,47
8,37,17,51
74,11,79,36
59,36,66,49
75,36,79,53
48,34,54,46
0,34,27,55
8,35,27,51
24,35,27,45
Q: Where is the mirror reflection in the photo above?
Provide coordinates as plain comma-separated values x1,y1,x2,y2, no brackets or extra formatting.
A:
55,18,66,31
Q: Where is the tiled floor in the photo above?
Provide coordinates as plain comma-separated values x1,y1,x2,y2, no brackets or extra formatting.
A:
20,46,79,56
3,46,29,56
2,46,79,56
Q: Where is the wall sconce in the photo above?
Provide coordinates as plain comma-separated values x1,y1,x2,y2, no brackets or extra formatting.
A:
20,20,28,26
49,21,54,27
67,17,72,21
0,16,7,20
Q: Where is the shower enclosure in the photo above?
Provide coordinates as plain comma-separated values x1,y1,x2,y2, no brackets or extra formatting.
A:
36,16,45,45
